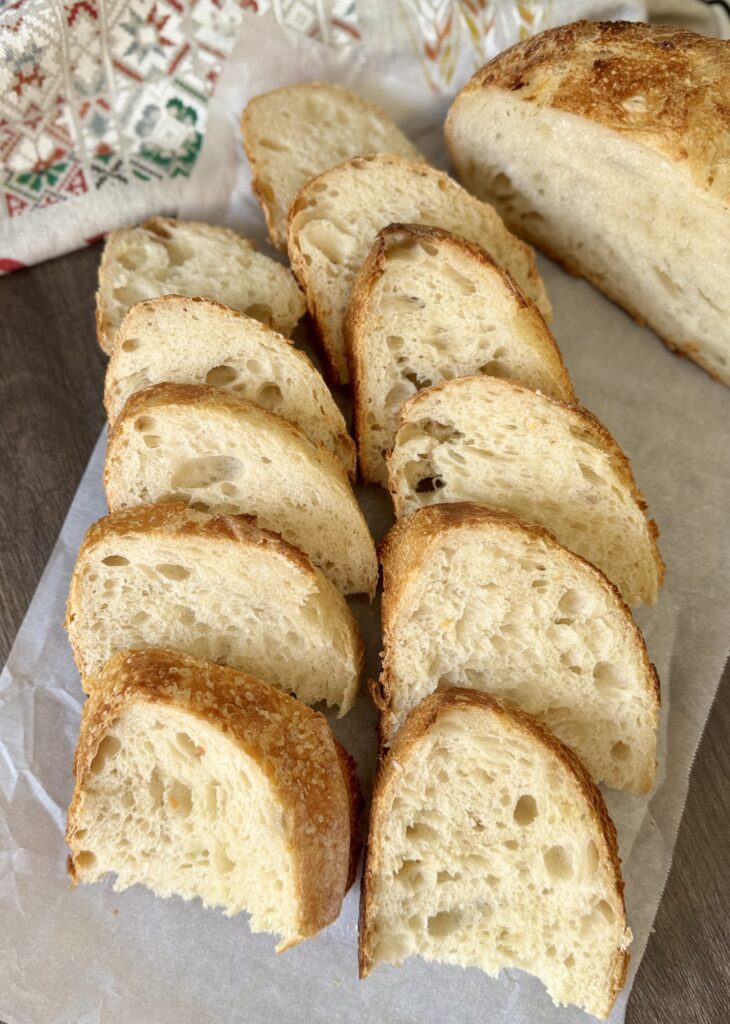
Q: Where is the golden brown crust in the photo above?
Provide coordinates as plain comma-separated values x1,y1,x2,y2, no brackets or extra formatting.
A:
453,21,730,205
242,82,419,250
286,153,550,386
104,293,356,477
65,501,365,687
66,648,360,941
377,502,660,772
390,374,665,596
346,222,575,483
359,688,630,1015
334,741,364,892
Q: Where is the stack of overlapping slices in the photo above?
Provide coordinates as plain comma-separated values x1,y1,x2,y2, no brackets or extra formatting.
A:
63,61,673,1019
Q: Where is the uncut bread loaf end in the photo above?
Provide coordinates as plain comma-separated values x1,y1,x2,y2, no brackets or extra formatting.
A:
446,20,730,385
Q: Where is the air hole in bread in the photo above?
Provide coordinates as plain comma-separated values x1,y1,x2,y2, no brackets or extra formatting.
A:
611,741,630,762
214,847,235,874
586,840,599,874
220,482,239,497
75,850,97,870
558,587,591,617
258,382,283,404
427,909,462,937
90,735,122,774
578,462,605,486
143,435,160,449
205,364,238,387
121,337,140,352
593,662,626,695
385,335,405,351
544,844,572,880
257,135,287,152
415,475,445,494
513,794,538,826
653,266,681,299
155,563,191,582
167,779,192,816
595,898,615,922
134,416,157,433
405,821,438,843
479,360,509,378
244,303,273,325
101,555,129,567
148,767,164,807
171,456,243,490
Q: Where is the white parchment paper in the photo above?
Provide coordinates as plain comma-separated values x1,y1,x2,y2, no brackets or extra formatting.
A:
2,9,729,1024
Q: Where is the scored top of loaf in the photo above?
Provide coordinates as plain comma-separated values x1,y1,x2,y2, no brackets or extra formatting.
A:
452,20,730,203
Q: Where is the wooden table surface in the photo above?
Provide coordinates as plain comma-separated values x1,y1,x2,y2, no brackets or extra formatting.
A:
0,245,728,1023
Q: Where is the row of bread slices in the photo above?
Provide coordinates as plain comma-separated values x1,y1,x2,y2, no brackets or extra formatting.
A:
66,82,661,1019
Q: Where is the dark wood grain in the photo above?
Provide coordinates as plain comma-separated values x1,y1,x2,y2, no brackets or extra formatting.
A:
0,248,727,1023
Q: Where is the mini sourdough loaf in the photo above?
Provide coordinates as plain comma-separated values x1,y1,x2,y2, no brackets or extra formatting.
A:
242,82,422,248
378,503,659,791
359,689,631,1018
104,383,377,597
67,648,360,951
287,154,551,384
446,21,730,385
104,295,355,478
388,375,663,606
66,503,363,713
348,223,574,485
96,218,305,354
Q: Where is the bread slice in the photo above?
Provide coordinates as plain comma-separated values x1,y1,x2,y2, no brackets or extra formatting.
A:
96,217,305,355
104,383,377,597
66,502,363,713
104,295,355,477
348,223,575,485
378,503,659,791
388,375,663,606
445,21,730,386
359,688,631,1018
287,154,551,384
242,82,422,249
66,648,360,950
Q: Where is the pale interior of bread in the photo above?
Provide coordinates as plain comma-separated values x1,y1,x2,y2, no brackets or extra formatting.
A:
365,706,629,1017
70,701,300,947
448,90,730,382
355,233,571,485
107,298,353,475
289,156,548,381
390,380,659,605
246,85,420,244
100,220,304,348
70,528,360,712
106,399,376,596
384,525,656,790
